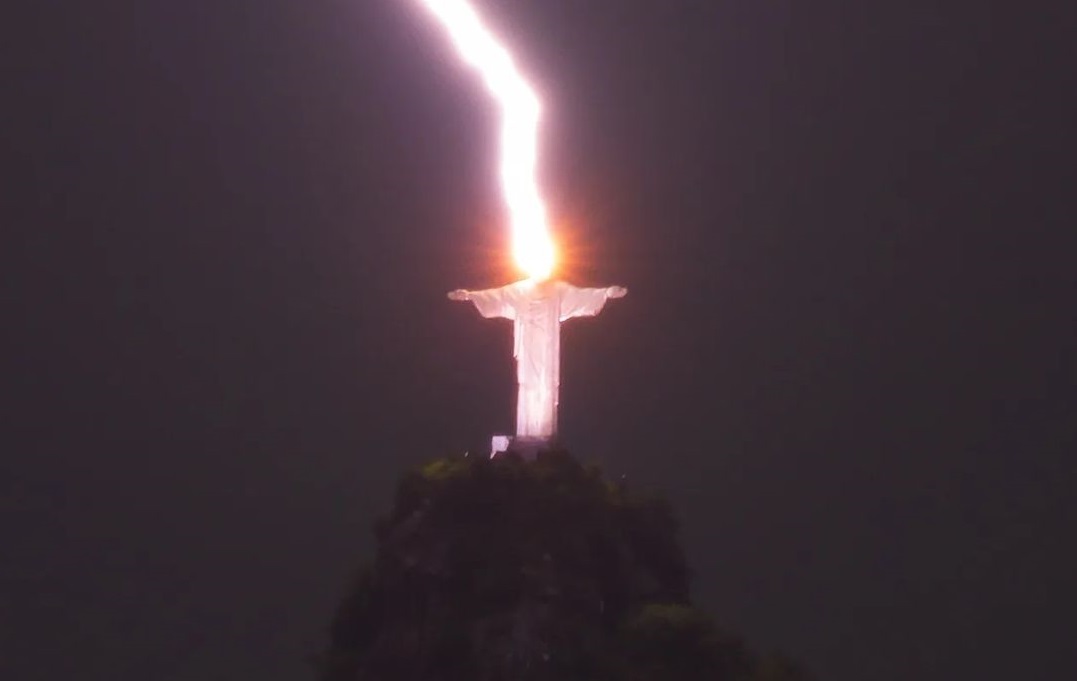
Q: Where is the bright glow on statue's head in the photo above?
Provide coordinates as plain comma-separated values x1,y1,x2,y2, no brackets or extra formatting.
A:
416,0,557,283
515,231,556,281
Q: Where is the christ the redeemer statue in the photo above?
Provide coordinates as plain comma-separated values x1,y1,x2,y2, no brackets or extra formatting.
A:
448,279,627,444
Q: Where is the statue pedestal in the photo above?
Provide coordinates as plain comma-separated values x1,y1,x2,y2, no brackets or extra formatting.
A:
490,435,553,460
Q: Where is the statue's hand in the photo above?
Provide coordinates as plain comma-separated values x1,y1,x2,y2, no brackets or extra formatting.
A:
447,289,470,302
606,286,628,299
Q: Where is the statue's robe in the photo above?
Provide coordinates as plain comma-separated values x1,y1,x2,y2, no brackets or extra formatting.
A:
466,280,612,439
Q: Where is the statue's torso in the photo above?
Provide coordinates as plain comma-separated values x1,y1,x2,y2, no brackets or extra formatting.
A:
511,283,563,388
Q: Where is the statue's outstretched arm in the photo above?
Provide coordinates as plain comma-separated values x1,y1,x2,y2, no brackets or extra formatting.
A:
447,285,517,320
560,284,627,321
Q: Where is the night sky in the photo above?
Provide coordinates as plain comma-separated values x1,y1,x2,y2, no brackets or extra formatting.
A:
3,1,1074,680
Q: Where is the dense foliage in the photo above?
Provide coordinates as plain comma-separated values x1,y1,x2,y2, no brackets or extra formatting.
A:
318,449,813,681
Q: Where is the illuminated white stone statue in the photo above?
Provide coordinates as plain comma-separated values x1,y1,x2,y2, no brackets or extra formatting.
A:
448,279,627,443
